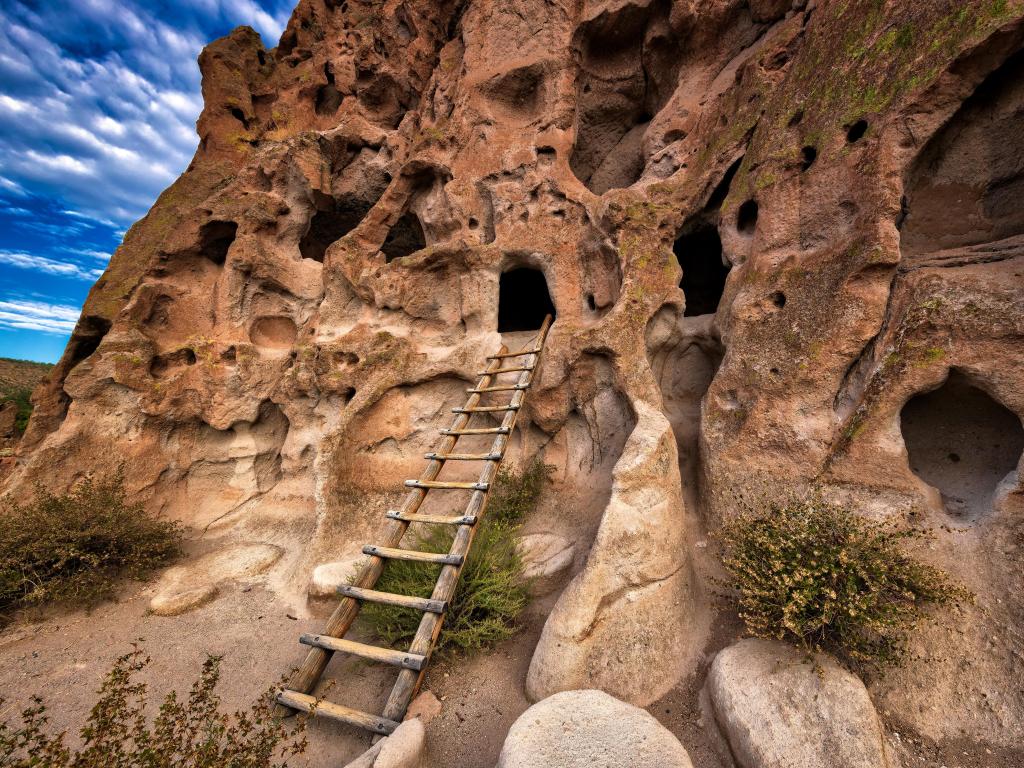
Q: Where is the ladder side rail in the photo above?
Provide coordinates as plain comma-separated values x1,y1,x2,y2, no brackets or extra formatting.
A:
380,316,552,722
277,345,510,708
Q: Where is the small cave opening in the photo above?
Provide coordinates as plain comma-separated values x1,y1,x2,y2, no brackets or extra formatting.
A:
196,220,238,265
497,267,556,332
800,145,817,171
315,63,343,116
901,48,1024,257
66,315,112,373
300,192,375,262
846,119,868,143
675,223,730,317
737,200,759,235
382,211,427,262
568,0,681,194
901,370,1024,519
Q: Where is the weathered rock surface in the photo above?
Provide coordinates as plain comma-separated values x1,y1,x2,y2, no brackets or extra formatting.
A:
343,717,425,768
1,0,1022,751
149,543,282,616
526,402,704,705
703,639,893,768
307,554,363,597
517,532,574,591
497,689,693,768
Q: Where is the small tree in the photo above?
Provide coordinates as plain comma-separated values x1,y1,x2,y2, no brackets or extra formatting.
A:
719,494,969,671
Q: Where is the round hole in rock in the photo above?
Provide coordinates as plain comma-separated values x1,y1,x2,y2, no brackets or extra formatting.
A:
250,316,298,351
846,119,868,143
382,211,426,262
901,370,1024,519
497,267,556,332
675,222,730,317
737,200,759,235
800,145,817,171
586,293,597,311
771,291,786,308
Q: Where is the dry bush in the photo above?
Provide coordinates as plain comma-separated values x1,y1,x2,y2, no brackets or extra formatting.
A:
719,494,969,671
0,646,307,767
0,472,182,623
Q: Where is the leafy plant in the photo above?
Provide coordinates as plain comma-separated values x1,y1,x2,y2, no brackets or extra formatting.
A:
360,458,552,657
0,646,307,767
0,472,183,622
718,494,969,671
0,386,34,435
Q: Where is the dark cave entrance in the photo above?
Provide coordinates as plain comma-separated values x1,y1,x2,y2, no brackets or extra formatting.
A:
901,370,1024,519
498,268,556,332
674,222,730,317
300,192,375,263
382,211,427,263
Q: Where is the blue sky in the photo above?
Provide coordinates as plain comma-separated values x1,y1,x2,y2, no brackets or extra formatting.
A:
0,1,293,363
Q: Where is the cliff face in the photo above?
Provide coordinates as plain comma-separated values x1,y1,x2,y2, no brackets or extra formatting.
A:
6,0,1024,750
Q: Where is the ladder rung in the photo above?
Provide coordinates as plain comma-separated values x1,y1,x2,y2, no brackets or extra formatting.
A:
405,479,489,491
452,405,519,413
337,584,446,613
363,545,463,566
477,366,533,375
386,510,478,525
276,690,399,735
424,451,502,461
467,384,528,393
440,427,510,436
298,634,427,671
487,348,541,360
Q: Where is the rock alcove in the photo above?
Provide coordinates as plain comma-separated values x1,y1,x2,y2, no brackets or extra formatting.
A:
901,370,1024,519
498,267,556,332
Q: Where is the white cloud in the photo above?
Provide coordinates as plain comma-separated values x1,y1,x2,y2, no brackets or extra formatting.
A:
23,150,93,175
0,249,104,280
0,298,81,333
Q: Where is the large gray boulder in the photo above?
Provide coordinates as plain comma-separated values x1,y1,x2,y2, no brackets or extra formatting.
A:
703,639,895,768
497,689,693,768
526,403,705,705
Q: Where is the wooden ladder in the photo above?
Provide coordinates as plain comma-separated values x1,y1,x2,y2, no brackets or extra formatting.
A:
275,315,553,735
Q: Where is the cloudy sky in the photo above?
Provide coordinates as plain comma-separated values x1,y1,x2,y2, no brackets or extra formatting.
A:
0,0,294,363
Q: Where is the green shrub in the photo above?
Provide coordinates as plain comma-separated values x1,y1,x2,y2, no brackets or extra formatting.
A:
0,646,307,767
360,458,552,657
0,472,183,622
719,494,969,671
0,386,33,435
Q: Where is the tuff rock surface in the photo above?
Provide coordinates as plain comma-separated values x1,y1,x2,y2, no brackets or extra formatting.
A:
2,0,1024,760
497,689,694,768
703,639,893,768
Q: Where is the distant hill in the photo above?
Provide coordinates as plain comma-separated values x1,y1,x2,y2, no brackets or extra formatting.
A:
0,357,54,434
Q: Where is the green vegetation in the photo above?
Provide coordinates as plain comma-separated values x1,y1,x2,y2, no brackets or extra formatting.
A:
0,647,307,767
0,472,183,623
719,494,968,672
361,458,552,657
0,357,54,435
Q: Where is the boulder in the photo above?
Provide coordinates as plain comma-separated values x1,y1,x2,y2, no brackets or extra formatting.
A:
517,532,574,592
526,403,704,705
343,717,425,768
149,543,282,616
497,689,693,768
703,639,894,768
308,555,363,597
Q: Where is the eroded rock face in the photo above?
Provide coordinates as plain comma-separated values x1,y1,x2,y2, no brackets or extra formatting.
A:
497,689,694,768
703,639,893,768
2,0,1023,748
526,402,705,705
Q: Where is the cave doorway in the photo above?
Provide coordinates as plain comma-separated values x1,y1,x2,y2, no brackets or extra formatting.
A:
300,193,375,262
674,222,730,317
498,268,556,332
901,370,1024,519
382,211,426,262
